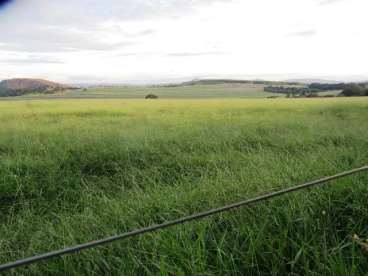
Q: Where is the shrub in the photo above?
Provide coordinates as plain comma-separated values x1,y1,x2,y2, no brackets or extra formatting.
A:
145,94,158,99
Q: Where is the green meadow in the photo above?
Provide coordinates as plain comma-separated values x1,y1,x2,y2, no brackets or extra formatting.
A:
15,83,277,99
1,98,368,275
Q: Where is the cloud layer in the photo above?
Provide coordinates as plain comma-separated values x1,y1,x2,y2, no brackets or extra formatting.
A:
289,30,317,37
0,0,367,83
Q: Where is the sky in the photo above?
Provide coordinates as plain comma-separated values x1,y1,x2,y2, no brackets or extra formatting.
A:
0,0,367,84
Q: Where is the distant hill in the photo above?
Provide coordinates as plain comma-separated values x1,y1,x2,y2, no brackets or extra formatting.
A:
0,78,73,97
285,79,341,84
178,79,298,87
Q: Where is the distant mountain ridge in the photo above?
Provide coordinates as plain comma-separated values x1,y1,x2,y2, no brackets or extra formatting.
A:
0,78,73,97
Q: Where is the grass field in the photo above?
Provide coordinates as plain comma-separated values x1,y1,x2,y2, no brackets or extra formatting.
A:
1,98,368,275
13,83,278,99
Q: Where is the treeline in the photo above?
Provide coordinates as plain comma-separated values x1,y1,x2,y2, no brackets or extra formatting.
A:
181,79,298,86
340,84,368,96
264,86,319,94
0,87,67,97
265,82,368,97
308,83,346,91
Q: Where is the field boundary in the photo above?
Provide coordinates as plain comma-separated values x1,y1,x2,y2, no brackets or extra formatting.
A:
1,165,367,272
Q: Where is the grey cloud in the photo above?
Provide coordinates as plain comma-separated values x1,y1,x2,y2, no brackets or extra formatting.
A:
0,56,64,64
0,25,137,53
111,50,227,58
0,0,232,54
289,30,317,37
113,52,156,57
167,51,227,57
120,29,155,38
318,0,343,5
134,29,155,36
0,41,136,53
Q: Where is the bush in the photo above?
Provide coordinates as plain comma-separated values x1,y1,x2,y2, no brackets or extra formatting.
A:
145,94,158,99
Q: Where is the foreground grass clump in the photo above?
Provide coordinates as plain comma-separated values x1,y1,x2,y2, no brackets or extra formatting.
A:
0,98,368,275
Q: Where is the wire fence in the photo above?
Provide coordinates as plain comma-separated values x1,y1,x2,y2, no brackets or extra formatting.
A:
1,165,367,272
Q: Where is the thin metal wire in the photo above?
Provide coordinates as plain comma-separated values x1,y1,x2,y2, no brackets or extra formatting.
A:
1,165,367,272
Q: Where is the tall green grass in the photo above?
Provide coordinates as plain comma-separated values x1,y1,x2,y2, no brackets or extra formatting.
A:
0,98,368,275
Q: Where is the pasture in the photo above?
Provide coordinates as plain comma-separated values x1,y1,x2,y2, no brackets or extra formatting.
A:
15,83,278,99
0,98,368,275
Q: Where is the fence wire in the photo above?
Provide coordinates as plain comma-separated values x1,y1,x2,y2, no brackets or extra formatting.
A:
1,165,367,272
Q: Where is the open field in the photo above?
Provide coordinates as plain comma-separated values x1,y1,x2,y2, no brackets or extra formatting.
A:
2,83,344,100
13,83,279,99
1,98,368,275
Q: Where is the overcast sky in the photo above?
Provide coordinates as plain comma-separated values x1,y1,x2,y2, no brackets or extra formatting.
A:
0,0,367,83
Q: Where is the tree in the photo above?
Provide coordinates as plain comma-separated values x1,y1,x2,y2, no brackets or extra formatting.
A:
341,84,366,97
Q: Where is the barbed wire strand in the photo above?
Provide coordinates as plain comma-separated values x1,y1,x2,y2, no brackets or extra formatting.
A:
1,165,367,272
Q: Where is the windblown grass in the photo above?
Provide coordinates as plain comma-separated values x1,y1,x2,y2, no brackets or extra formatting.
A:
0,98,368,275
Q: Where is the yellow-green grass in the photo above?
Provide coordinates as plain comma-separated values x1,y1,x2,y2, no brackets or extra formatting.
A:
0,98,368,275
